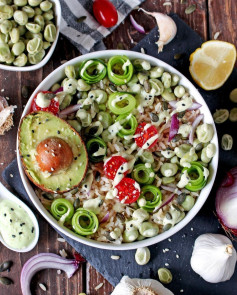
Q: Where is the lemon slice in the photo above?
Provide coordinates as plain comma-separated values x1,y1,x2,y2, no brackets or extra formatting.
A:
189,40,236,90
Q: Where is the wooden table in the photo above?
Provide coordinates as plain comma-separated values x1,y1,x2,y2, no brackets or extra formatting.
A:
0,0,236,294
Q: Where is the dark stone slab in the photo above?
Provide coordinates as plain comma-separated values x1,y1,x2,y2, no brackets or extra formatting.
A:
3,14,237,294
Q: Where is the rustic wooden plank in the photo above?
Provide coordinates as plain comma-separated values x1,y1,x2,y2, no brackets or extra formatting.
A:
208,0,237,47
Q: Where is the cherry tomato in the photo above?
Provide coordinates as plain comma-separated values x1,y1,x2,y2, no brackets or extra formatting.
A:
115,178,140,204
104,156,128,180
135,122,158,149
31,91,59,115
93,0,118,28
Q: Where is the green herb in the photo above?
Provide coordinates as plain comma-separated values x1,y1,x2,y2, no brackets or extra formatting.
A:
185,4,196,14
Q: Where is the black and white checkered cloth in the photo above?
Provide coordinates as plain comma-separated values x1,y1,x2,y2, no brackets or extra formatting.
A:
60,0,145,54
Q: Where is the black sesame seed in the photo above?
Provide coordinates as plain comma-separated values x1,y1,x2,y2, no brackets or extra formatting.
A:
32,130,34,133
74,157,77,160
182,103,185,106
46,119,49,122
12,235,16,238
31,227,34,233
121,167,124,170
69,178,72,181
120,97,123,100
11,208,14,211
118,172,122,175
27,154,30,157
39,122,41,124
84,185,87,188
57,130,60,134
147,143,150,146
90,95,93,98
10,219,12,223
20,223,25,226
19,232,23,235
4,213,6,217
78,154,81,157
69,84,72,87
56,188,60,191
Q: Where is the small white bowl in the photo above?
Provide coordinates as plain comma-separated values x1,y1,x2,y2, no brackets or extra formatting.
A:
0,0,61,72
0,182,39,252
17,50,219,250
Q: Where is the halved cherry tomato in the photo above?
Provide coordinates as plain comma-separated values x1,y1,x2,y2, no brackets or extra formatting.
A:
116,178,140,204
104,156,128,180
135,122,158,149
30,91,59,115
93,0,118,28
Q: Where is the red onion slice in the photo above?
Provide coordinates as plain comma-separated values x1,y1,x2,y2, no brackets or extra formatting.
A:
54,87,63,94
169,101,202,111
59,104,82,117
168,113,179,141
130,15,146,34
153,194,175,213
21,253,81,295
188,114,204,144
100,212,110,223
161,185,182,195
216,167,237,237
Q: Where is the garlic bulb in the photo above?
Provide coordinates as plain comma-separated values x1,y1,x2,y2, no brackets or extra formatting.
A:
111,276,174,295
139,9,177,53
191,233,237,283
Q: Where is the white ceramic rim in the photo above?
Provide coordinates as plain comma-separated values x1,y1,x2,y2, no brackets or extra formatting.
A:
16,50,219,250
0,182,39,252
0,0,61,72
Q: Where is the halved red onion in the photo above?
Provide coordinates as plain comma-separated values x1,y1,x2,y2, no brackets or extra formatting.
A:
59,104,81,117
168,113,179,141
188,114,204,144
130,15,146,34
21,253,81,295
54,87,63,94
216,167,237,237
153,194,175,213
100,212,110,223
221,172,234,187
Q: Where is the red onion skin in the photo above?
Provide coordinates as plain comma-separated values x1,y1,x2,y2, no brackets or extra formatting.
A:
100,212,110,223
189,114,204,144
54,87,63,94
216,167,237,237
59,104,82,117
153,194,175,213
130,15,146,34
168,113,179,141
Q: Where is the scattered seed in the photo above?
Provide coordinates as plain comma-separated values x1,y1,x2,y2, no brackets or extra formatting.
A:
173,204,182,212
57,269,61,275
195,142,203,152
141,47,146,54
163,223,172,232
60,60,67,64
111,255,120,260
0,277,13,285
213,31,221,40
144,79,151,93
177,193,186,205
172,134,182,142
163,1,172,5
0,261,12,272
73,198,80,210
39,283,47,291
59,249,67,258
57,238,65,243
76,16,87,23
117,42,124,50
162,101,168,110
174,53,184,60
213,109,229,123
21,85,29,99
176,254,180,258
95,282,104,291
230,88,237,103
185,4,196,14
229,108,237,122
149,112,159,122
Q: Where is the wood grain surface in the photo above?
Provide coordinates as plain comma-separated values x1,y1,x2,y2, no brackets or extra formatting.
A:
0,0,236,294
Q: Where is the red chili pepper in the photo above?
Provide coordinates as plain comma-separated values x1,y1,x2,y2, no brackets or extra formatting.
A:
93,0,118,28
104,156,128,180
30,91,59,115
115,178,140,204
135,122,158,149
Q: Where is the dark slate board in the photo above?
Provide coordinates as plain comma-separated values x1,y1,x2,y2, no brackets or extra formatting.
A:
2,14,237,294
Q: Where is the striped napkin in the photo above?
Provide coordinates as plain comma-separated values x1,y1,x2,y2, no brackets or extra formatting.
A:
60,0,145,54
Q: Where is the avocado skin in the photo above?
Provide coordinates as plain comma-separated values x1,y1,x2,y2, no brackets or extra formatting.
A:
18,111,88,194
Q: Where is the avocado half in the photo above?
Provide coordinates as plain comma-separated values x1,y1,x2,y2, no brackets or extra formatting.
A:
18,111,88,194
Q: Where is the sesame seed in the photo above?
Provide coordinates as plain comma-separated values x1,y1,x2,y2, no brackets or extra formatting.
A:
10,219,12,223
12,235,16,238
176,254,180,258
19,232,23,235
95,283,103,291
165,263,169,266
57,130,60,134
180,290,184,293
11,208,14,211
31,227,34,233
111,255,120,260
32,130,34,133
191,227,193,231
44,144,48,147
10,174,13,178
51,168,54,171
57,270,61,275
52,153,55,157
39,283,47,292
58,144,61,147
74,157,77,160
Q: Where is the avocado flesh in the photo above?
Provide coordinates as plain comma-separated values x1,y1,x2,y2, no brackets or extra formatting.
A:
19,111,88,193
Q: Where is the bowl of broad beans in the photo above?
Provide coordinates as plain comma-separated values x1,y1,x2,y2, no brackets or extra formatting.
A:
0,0,61,71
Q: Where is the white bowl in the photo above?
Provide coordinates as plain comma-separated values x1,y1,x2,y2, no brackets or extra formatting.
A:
16,50,219,250
0,0,61,72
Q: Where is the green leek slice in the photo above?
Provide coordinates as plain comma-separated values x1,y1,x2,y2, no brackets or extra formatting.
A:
108,92,136,115
51,198,74,222
72,208,99,236
86,137,107,163
132,164,155,185
183,161,207,191
115,113,138,138
107,55,133,85
138,185,162,212
79,59,107,84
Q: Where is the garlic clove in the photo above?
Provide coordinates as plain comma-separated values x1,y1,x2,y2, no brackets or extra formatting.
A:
139,9,177,53
111,276,174,295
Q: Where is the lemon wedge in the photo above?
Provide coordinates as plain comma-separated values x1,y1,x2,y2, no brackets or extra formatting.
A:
189,40,236,90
